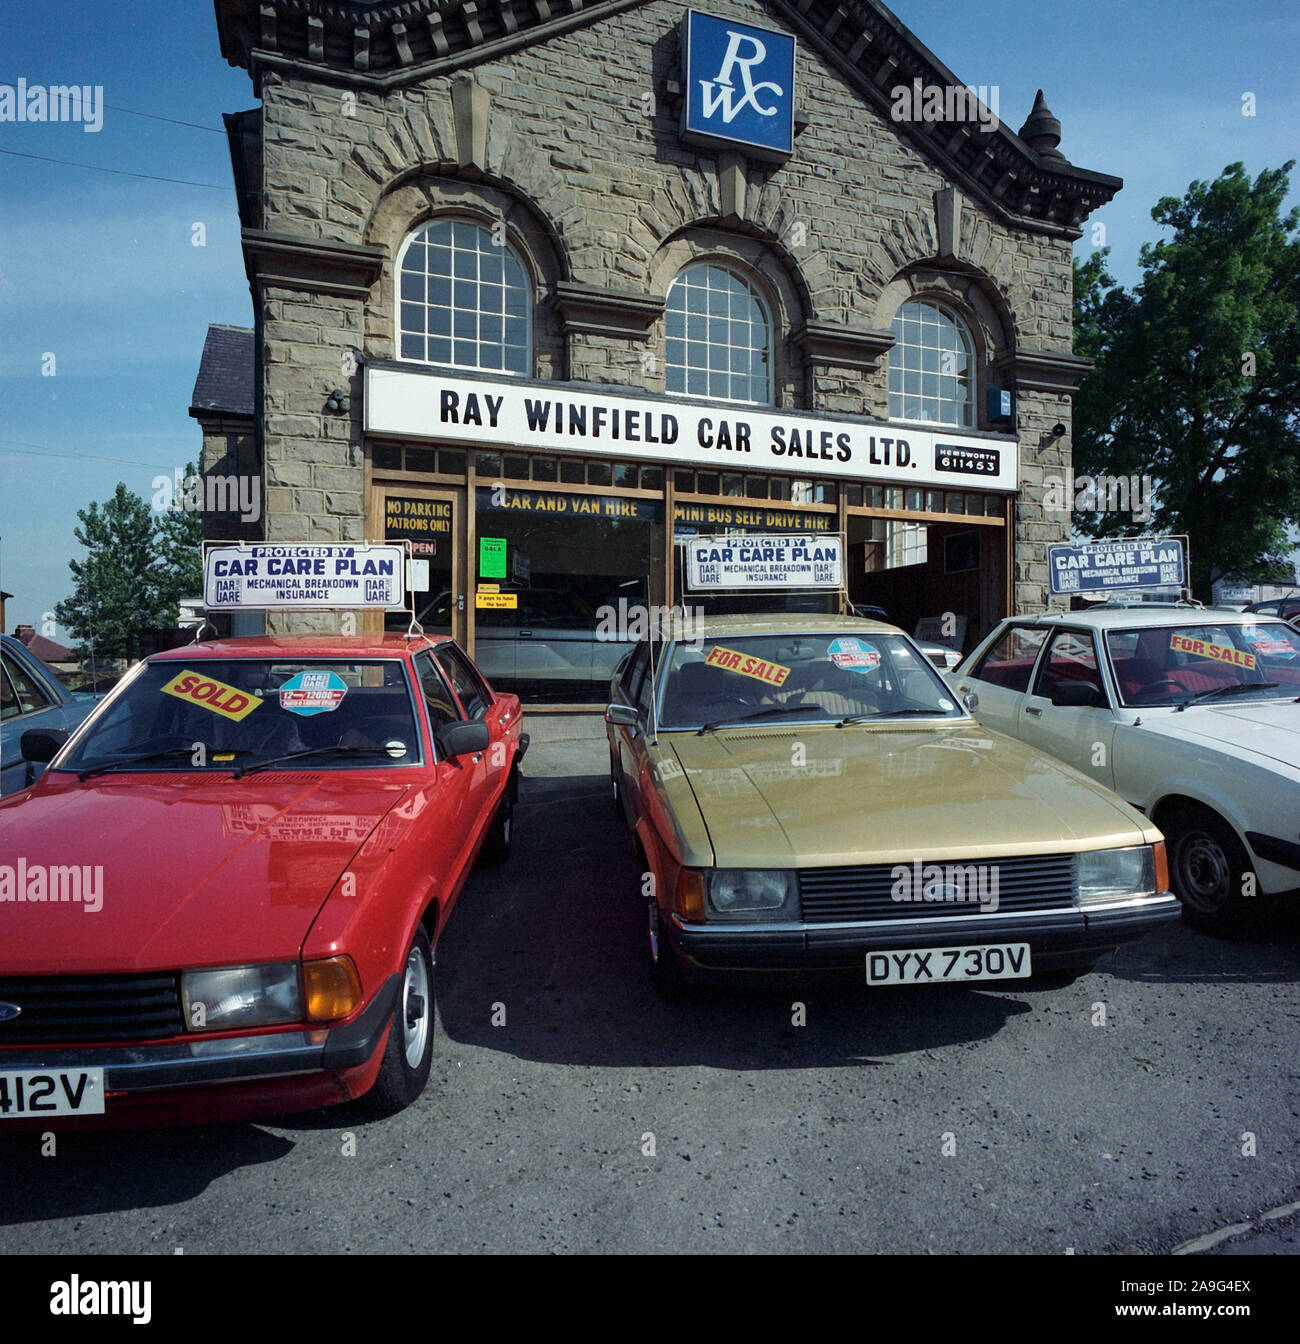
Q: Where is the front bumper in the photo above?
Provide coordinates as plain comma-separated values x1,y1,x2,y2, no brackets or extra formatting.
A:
669,893,1181,977
0,974,399,1101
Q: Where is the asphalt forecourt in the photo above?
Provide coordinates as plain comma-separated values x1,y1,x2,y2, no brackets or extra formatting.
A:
2,718,1298,1305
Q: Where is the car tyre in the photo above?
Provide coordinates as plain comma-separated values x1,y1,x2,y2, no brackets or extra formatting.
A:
481,777,514,865
1166,805,1254,934
366,924,435,1115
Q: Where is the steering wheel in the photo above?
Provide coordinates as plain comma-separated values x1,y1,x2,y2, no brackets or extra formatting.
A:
1130,678,1184,703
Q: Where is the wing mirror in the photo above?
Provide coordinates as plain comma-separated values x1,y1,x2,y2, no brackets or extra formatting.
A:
604,703,638,728
21,728,68,763
1051,681,1105,708
436,721,490,758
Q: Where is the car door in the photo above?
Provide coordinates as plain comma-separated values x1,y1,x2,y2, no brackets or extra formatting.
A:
412,648,480,889
0,648,69,795
610,640,650,823
1016,628,1118,788
953,623,1049,738
434,642,507,832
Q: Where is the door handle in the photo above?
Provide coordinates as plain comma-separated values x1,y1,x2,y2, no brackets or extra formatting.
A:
472,752,483,763
1025,705,1043,717
518,630,533,638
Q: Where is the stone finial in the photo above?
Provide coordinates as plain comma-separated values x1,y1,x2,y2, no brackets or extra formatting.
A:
1018,89,1066,161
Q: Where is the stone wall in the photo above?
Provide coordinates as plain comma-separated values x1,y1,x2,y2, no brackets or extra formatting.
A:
245,0,1091,626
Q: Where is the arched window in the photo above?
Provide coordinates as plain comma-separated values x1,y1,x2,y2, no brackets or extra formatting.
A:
665,262,771,404
397,217,531,374
888,299,975,426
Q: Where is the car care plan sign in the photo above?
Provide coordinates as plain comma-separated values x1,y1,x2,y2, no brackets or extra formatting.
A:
204,544,405,609
686,534,843,589
1047,537,1187,595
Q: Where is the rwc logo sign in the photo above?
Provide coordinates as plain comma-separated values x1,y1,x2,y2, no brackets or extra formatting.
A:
681,10,795,158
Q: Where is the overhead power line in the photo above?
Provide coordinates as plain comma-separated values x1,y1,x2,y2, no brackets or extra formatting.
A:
0,147,234,191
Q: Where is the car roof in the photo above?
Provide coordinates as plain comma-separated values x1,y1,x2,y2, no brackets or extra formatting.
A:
679,612,901,639
993,606,1292,631
149,633,451,661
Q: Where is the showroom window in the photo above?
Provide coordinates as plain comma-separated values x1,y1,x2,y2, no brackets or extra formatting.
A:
665,262,771,404
888,299,974,426
397,217,532,374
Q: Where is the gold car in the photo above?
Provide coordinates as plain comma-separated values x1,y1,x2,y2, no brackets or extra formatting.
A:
605,614,1179,993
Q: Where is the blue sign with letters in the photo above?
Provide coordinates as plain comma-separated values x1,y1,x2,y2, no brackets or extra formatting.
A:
681,10,795,158
1048,537,1188,596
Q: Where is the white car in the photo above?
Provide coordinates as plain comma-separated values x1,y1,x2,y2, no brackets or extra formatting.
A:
950,605,1300,932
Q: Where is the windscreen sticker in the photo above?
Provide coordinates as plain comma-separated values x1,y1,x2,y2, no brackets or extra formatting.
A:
161,670,262,722
1170,634,1256,671
1241,628,1297,658
704,645,791,687
279,670,348,716
827,637,881,673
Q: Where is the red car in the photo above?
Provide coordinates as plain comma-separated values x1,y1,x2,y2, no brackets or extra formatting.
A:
0,633,525,1126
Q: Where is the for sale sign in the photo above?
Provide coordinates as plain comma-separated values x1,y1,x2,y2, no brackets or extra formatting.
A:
1047,536,1187,595
204,544,406,610
685,533,843,590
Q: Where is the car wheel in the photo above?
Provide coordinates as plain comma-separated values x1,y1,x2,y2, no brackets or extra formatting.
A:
366,924,434,1115
480,778,514,865
1166,805,1254,934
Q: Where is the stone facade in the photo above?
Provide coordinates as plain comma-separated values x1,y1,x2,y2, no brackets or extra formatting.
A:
214,0,1119,628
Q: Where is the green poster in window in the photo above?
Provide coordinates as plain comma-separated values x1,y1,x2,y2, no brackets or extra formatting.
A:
480,536,507,579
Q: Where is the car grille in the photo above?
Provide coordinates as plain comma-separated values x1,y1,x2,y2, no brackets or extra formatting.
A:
0,972,184,1044
798,853,1077,922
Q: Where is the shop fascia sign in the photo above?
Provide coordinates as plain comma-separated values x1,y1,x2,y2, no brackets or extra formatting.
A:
686,533,844,590
203,543,407,610
680,9,795,160
1047,536,1188,596
365,368,1020,494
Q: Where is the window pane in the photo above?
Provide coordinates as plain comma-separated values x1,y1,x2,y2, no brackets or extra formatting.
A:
664,263,771,404
887,299,974,426
399,219,531,375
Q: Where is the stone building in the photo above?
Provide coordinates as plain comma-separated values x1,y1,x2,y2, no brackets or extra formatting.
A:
206,0,1119,702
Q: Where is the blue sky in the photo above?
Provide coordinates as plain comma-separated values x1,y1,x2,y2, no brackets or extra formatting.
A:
2,0,1297,631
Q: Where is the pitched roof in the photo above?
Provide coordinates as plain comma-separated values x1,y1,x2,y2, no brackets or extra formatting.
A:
16,629,76,662
189,323,255,420
214,0,1120,233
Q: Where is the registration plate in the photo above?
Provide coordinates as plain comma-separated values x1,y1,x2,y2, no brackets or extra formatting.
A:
866,943,1031,985
0,1069,105,1118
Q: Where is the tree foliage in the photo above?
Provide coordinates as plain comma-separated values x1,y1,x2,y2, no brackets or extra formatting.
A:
54,471,203,659
1072,162,1300,595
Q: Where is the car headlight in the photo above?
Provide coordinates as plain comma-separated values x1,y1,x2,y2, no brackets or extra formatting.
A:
182,962,303,1032
1076,845,1157,906
706,870,797,921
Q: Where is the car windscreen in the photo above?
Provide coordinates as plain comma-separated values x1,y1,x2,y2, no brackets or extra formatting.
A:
57,659,422,773
656,632,966,729
1105,622,1300,707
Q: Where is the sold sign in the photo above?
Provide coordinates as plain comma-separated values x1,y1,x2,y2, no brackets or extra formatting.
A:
161,670,262,721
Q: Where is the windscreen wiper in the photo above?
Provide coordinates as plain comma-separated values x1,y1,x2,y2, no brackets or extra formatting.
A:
235,745,392,777
77,747,253,781
697,703,829,734
1175,681,1277,711
837,708,951,726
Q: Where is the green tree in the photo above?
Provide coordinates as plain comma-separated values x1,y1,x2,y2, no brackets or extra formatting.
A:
1072,162,1300,596
54,483,176,658
155,461,204,610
